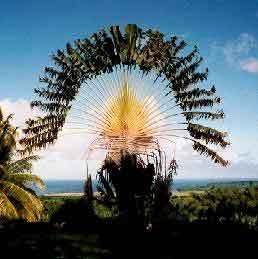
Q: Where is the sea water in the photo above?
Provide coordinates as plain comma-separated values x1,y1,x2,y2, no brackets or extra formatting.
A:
36,178,258,195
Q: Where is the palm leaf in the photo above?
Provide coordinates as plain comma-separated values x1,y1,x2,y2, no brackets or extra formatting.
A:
0,192,18,221
0,107,3,121
8,155,40,174
0,180,43,222
5,173,45,190
192,141,229,167
20,24,229,167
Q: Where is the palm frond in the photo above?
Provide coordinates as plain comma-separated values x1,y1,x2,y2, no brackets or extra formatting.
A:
0,107,3,121
0,180,44,222
192,141,229,167
19,24,229,168
5,173,45,190
187,123,230,148
8,155,40,174
0,107,44,222
0,192,18,221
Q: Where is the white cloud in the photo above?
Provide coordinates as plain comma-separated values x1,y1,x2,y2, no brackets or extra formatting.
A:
175,158,258,179
223,33,257,64
0,98,105,179
0,99,40,127
34,159,102,180
240,57,258,73
1,98,257,180
210,33,258,73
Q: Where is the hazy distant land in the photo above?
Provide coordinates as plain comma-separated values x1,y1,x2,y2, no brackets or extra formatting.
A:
38,178,258,196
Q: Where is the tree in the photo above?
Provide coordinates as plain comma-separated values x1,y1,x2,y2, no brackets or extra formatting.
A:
19,24,229,228
95,152,177,230
0,107,44,222
20,24,229,166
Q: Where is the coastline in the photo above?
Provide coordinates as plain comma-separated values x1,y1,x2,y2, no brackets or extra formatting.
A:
43,190,204,198
40,179,258,198
43,192,84,197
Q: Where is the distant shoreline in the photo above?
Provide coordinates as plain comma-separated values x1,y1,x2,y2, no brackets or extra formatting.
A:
44,193,84,197
43,191,205,198
39,179,258,197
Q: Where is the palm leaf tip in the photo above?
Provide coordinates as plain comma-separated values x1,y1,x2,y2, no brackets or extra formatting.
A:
188,123,230,148
192,141,229,167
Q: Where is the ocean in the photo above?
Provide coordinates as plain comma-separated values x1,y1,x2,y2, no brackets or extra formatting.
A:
37,178,258,195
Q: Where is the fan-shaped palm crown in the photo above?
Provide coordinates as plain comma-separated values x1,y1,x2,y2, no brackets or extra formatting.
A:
20,24,229,168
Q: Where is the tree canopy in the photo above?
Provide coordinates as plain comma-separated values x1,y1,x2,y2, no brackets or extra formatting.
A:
20,24,229,166
0,107,44,222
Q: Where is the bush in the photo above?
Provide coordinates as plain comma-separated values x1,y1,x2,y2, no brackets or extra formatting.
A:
49,197,100,231
170,187,258,228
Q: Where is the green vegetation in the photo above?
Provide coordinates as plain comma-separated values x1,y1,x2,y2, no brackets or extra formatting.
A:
177,180,258,191
0,187,258,258
94,153,176,230
0,24,255,258
42,186,258,229
0,108,45,222
22,24,229,166
171,187,258,228
42,196,113,220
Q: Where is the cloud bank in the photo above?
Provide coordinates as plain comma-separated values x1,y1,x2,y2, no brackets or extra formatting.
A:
211,33,258,74
240,58,258,73
1,98,257,179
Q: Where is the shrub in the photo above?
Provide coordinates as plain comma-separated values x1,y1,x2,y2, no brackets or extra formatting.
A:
49,197,99,231
170,187,258,228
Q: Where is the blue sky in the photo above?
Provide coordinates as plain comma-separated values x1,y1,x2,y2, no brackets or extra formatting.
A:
0,0,258,179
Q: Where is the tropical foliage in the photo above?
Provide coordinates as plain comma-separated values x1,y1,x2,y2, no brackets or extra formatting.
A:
171,187,258,228
20,24,229,166
94,152,177,229
0,107,44,222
